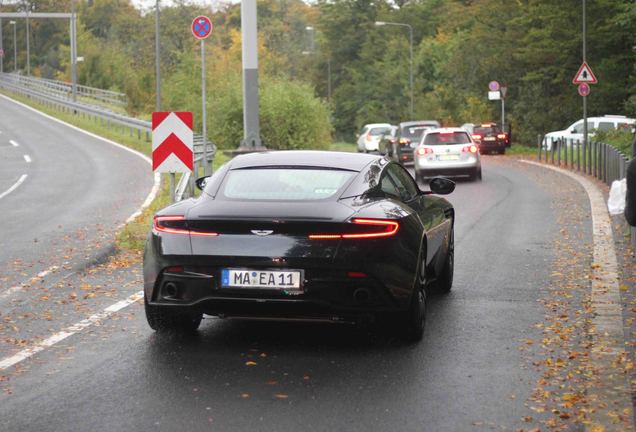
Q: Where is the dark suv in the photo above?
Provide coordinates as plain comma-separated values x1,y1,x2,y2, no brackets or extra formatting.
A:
471,123,508,154
384,120,441,164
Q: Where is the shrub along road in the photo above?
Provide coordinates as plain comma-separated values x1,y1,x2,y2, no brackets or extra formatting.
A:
3,156,630,431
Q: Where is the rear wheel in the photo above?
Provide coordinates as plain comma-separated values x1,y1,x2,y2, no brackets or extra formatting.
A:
434,229,454,294
470,167,482,181
144,295,202,333
402,245,427,341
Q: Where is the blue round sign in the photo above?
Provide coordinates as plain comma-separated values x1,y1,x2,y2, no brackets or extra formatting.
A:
192,16,213,40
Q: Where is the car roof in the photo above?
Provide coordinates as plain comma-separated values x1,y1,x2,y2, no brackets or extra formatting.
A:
400,120,439,127
422,127,469,136
228,150,379,171
363,123,393,128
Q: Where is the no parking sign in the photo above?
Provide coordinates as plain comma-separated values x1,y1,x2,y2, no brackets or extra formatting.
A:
192,16,213,40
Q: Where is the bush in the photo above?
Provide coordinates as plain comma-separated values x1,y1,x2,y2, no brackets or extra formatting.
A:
207,77,332,150
594,129,636,156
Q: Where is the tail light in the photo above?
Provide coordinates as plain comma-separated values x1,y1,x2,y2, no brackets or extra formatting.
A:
497,133,507,139
416,147,434,156
366,133,372,142
462,145,479,154
308,218,399,240
471,134,482,140
389,138,397,144
399,138,411,145
153,215,218,237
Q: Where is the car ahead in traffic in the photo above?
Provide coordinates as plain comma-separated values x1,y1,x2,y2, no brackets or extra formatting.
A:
356,123,393,153
144,151,456,341
391,120,441,164
542,115,636,150
470,123,508,154
414,128,482,182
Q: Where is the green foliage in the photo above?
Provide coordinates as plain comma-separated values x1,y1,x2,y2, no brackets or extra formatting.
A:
594,129,635,156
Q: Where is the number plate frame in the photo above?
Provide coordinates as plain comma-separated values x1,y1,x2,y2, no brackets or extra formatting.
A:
220,268,304,291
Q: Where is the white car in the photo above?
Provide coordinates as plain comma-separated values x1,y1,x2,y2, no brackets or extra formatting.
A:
543,115,635,150
414,128,482,182
356,123,393,152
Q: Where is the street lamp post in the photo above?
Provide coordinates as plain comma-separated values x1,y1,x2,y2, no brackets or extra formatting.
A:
375,21,413,118
9,21,16,72
26,12,30,75
155,0,161,111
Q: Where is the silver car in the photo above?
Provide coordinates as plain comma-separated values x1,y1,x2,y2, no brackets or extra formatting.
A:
413,128,482,182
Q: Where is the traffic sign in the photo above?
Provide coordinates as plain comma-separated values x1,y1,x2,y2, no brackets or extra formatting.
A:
488,91,500,100
152,112,193,173
192,16,213,40
572,62,597,84
488,81,500,92
578,83,590,97
500,85,508,98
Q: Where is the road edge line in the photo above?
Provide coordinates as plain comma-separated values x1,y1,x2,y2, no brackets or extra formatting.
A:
0,174,27,201
520,160,634,430
0,291,143,371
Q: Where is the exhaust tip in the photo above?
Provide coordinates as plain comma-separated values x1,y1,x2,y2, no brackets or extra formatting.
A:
164,282,179,297
353,288,370,303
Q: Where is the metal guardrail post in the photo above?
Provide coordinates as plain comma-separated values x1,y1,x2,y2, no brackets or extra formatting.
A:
537,134,542,162
557,138,561,166
564,138,568,168
577,140,581,171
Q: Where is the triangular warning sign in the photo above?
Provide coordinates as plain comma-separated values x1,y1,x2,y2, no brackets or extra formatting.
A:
572,62,597,84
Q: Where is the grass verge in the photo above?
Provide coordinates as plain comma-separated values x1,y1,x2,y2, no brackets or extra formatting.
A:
0,90,228,252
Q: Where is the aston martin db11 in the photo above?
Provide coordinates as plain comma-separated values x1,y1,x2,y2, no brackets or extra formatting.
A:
143,151,455,341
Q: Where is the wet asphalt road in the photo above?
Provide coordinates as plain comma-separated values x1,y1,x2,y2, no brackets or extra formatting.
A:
0,95,153,289
0,156,592,431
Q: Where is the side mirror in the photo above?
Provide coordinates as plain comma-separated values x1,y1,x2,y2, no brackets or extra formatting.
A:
195,176,210,191
429,177,455,195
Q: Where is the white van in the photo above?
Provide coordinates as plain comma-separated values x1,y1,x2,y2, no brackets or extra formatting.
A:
543,115,635,149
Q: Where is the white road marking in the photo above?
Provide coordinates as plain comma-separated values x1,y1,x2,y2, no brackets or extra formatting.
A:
9,139,19,147
23,154,31,163
0,174,28,200
521,160,634,430
0,265,61,300
0,290,143,371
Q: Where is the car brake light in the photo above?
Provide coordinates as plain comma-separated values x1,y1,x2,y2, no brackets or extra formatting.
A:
480,123,493,127
462,145,478,154
416,147,434,155
497,133,506,139
471,134,482,140
399,138,411,145
347,271,367,278
308,218,399,240
153,215,218,237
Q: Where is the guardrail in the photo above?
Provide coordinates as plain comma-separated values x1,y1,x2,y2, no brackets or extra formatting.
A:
538,135,635,247
0,72,216,201
0,73,127,108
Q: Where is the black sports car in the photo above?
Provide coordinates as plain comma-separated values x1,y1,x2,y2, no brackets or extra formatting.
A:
143,151,455,341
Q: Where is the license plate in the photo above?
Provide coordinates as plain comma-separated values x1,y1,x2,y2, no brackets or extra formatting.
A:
484,137,496,141
438,155,459,161
221,269,302,290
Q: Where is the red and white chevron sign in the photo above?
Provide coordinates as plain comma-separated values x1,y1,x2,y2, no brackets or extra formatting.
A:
152,112,194,173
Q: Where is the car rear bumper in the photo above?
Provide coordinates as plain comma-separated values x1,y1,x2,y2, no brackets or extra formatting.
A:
478,140,506,152
146,264,406,319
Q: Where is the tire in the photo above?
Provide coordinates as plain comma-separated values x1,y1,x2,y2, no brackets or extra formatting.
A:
499,148,506,155
144,295,202,333
402,245,427,341
434,229,454,294
470,167,481,181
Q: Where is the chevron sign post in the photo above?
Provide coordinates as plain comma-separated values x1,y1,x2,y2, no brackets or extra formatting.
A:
152,112,193,173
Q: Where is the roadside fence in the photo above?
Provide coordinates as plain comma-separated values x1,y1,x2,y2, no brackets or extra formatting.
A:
537,135,635,247
0,72,215,201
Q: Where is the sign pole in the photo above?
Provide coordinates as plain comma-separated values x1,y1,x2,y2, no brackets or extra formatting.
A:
1,19,4,74
582,0,587,167
201,38,209,175
241,0,262,149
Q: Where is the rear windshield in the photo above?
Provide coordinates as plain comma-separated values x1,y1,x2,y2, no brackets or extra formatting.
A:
423,132,471,146
473,126,501,135
401,126,431,140
222,168,355,201
369,127,391,136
